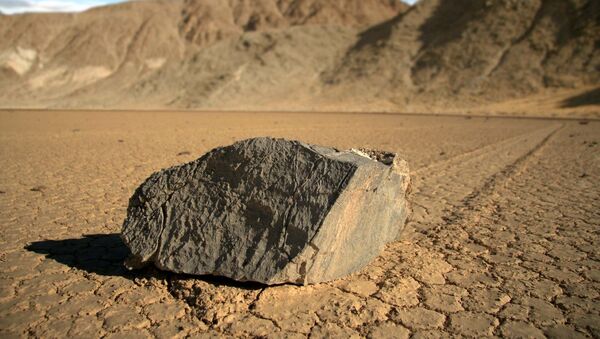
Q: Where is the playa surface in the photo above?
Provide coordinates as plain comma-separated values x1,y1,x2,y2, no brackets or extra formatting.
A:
0,110,598,338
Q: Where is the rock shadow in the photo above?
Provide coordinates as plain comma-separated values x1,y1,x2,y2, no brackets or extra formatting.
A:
26,233,133,277
25,233,269,290
561,87,600,108
174,272,268,291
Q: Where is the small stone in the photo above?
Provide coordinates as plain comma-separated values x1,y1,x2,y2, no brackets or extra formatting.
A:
122,138,410,284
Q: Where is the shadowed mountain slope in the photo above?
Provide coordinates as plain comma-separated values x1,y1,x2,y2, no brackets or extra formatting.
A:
324,0,600,110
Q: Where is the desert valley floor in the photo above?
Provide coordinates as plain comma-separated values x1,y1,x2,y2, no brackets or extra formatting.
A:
0,110,598,338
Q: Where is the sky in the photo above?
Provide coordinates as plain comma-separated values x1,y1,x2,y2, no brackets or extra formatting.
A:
0,0,419,15
0,0,126,14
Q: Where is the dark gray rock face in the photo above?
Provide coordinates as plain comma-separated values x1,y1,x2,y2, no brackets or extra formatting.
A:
121,137,410,285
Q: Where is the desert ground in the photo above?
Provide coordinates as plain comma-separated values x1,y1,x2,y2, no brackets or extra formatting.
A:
0,109,598,338
1,0,598,337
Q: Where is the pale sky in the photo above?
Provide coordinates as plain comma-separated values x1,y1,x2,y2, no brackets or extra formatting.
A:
0,0,419,15
0,0,127,14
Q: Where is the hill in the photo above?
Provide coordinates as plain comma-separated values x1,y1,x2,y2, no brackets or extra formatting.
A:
0,0,598,116
324,0,600,112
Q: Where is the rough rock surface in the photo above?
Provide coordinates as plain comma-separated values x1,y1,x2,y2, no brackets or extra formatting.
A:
121,137,410,285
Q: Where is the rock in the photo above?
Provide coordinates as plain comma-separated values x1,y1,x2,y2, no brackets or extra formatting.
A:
121,137,410,284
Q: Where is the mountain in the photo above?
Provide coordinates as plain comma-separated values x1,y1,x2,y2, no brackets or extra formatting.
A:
0,0,598,115
0,0,406,108
324,0,600,110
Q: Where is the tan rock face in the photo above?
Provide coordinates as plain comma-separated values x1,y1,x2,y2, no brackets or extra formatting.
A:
121,137,410,284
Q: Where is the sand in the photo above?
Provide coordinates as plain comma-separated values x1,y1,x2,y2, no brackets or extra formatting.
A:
0,109,598,337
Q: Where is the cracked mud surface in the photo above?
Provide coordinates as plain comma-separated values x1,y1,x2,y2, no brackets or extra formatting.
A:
1,110,598,338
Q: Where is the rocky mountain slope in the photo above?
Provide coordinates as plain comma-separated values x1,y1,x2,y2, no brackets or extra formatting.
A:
0,0,598,114
326,0,600,110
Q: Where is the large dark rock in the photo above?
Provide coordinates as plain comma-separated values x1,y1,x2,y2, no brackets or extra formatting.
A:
121,137,410,284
